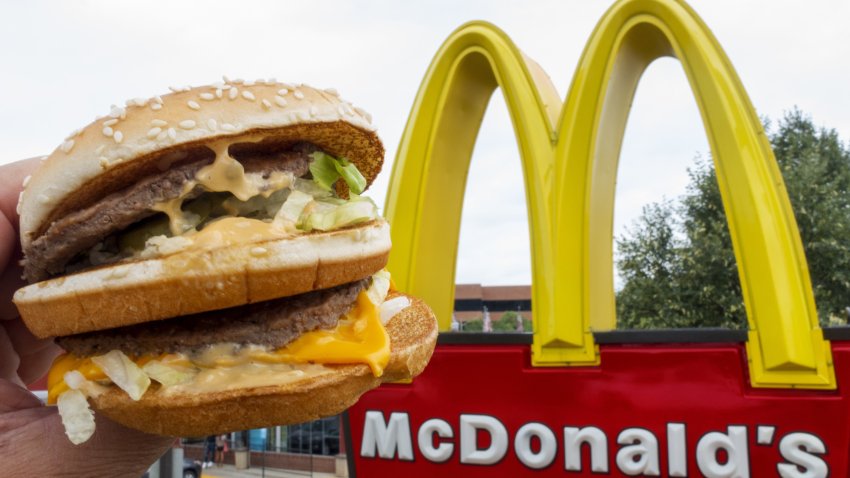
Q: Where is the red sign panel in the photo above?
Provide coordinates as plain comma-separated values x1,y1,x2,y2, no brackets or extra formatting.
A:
348,336,850,477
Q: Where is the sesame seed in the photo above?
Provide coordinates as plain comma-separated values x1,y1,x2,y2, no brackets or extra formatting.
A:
113,131,124,143
267,78,277,84
229,88,239,100
255,78,266,85
60,140,75,153
95,145,106,155
222,75,231,83
22,175,31,187
157,130,168,141
296,110,310,121
281,82,296,90
274,96,287,107
338,105,346,116
207,118,218,130
38,193,50,204
261,99,272,109
103,118,119,127
293,90,305,100
250,246,268,256
241,91,256,101
102,126,114,137
182,85,192,92
200,92,215,100
244,80,255,87
187,100,201,110
16,192,23,214
221,123,236,131
323,88,339,97
221,84,232,90
126,97,147,107
109,106,125,118
277,88,289,96
168,128,177,140
179,120,196,129
154,95,164,105
354,106,372,123
147,127,162,138
232,78,244,84
151,119,168,127
168,86,180,92
99,157,109,168
215,88,223,99
151,103,162,111
65,128,82,139
310,105,318,117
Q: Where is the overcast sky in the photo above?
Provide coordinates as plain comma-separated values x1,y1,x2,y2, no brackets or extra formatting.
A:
2,1,848,286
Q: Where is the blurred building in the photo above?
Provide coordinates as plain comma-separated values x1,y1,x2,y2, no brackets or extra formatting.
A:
454,283,532,331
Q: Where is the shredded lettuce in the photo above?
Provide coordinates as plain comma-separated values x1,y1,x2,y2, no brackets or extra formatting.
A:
298,196,378,232
274,189,314,227
57,390,96,445
380,296,411,325
292,177,333,198
309,152,367,194
366,270,392,306
64,370,107,398
142,360,196,387
91,350,151,401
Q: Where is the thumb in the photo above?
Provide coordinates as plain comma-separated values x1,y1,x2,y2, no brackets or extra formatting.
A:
1,403,172,478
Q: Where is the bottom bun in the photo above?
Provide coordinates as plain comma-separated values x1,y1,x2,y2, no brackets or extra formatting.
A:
89,294,437,437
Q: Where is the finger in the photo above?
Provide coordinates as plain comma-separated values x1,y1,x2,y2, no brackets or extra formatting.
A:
0,158,43,320
0,406,172,477
0,240,25,321
0,379,42,413
0,403,53,431
0,210,17,308
2,318,60,385
0,156,42,229
0,324,22,386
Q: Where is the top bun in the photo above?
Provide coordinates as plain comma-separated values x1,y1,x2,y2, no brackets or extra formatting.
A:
19,80,383,250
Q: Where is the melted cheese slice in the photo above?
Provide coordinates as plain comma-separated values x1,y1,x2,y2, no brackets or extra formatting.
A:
47,290,390,404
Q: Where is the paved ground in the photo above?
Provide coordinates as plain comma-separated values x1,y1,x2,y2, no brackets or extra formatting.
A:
201,464,337,478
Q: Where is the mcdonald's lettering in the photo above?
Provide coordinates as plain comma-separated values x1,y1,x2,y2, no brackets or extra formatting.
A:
358,411,829,477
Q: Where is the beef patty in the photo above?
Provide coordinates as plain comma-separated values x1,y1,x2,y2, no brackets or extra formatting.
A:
57,279,368,357
24,142,318,283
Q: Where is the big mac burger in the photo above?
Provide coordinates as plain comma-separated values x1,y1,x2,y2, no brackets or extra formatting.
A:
13,79,437,444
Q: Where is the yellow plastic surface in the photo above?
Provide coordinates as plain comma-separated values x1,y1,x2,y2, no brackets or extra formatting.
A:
385,0,834,389
383,22,562,362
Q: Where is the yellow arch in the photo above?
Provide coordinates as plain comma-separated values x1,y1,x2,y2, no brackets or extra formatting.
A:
385,0,834,389
384,21,561,341
553,0,834,387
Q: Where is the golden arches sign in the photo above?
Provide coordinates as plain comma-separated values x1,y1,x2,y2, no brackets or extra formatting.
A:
385,0,835,389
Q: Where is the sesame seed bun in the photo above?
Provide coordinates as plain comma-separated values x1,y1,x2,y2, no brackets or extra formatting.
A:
14,220,391,339
19,81,382,249
88,294,437,437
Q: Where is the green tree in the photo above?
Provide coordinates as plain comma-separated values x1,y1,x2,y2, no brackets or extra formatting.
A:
493,311,533,332
462,318,483,332
616,109,850,328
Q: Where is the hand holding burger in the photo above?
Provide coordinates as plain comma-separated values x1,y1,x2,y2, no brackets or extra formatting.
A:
13,79,437,444
0,158,173,477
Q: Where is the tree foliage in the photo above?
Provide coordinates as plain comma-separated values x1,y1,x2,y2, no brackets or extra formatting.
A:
617,109,850,329
493,311,533,332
